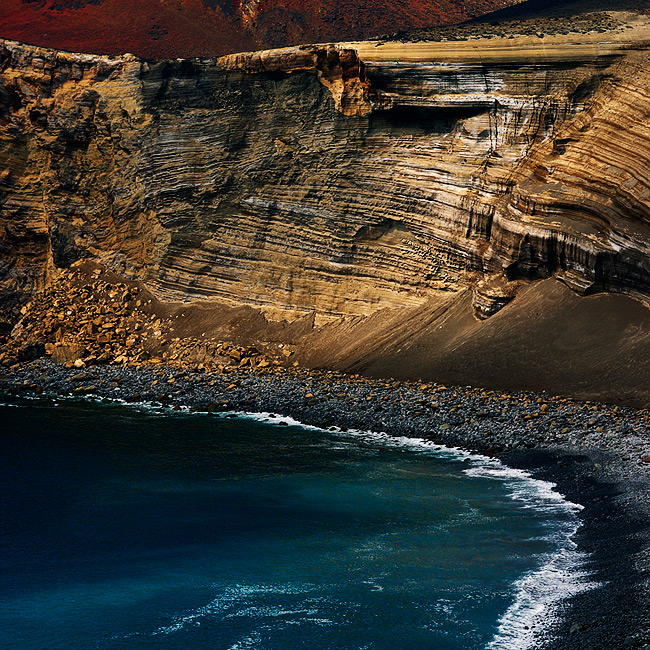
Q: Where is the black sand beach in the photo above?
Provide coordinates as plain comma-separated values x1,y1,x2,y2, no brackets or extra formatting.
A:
2,359,650,649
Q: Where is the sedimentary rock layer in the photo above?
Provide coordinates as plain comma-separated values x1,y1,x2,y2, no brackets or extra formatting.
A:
3,16,650,333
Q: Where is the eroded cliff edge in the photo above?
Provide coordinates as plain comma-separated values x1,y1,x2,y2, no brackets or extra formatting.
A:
4,15,650,401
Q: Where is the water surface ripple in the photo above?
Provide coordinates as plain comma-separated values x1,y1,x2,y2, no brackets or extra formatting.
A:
0,399,595,649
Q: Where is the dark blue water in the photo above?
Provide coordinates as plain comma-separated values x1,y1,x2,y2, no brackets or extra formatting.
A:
0,397,589,650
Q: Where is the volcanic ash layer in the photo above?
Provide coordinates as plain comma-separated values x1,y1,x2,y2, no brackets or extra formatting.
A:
5,15,650,403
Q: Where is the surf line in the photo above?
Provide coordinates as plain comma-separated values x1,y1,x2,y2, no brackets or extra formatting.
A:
236,410,600,650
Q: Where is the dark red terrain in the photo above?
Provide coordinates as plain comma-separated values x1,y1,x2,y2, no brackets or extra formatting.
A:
0,0,521,58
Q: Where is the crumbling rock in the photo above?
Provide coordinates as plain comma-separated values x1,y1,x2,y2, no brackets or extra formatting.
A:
0,264,293,373
472,275,520,320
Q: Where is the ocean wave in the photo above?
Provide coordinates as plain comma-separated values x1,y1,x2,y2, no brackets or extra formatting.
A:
485,544,596,650
152,583,318,637
5,396,596,649
236,410,598,650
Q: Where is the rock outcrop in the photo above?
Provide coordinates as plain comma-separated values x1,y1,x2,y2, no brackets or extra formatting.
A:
3,15,650,339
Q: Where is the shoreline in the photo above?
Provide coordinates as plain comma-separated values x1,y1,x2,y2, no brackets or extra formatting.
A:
3,359,650,649
501,448,650,649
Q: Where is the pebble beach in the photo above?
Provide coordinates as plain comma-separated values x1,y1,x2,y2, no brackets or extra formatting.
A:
3,357,650,648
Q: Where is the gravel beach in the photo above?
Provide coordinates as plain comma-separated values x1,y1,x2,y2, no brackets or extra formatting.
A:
2,359,650,649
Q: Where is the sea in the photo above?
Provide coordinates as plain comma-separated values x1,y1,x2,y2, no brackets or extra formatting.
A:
0,396,595,650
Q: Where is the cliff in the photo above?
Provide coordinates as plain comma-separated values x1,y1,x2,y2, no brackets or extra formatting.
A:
4,13,650,402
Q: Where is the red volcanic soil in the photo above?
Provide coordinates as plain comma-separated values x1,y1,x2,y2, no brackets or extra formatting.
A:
0,0,254,59
0,0,521,59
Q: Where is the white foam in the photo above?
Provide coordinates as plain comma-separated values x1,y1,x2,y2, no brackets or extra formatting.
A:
58,393,193,417
225,605,320,619
231,411,598,650
462,466,597,650
486,545,596,650
229,630,262,650
37,398,596,648
152,583,314,636
234,411,323,431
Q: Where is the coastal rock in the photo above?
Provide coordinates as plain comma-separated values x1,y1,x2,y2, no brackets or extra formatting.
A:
472,275,520,320
4,18,650,347
53,344,87,364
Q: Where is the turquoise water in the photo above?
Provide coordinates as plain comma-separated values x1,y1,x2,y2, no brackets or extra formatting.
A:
0,398,589,650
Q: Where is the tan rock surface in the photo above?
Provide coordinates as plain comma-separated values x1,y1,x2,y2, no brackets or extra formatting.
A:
4,15,650,400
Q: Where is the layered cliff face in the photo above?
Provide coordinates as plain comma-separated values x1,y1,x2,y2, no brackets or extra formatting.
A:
3,16,650,337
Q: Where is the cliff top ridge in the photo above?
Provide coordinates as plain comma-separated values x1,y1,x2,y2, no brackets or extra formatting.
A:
0,0,522,60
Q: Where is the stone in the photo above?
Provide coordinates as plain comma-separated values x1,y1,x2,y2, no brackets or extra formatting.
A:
53,344,87,365
472,275,519,319
4,23,650,330
5,16,650,396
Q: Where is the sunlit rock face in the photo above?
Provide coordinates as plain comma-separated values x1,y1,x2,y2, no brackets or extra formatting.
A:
3,17,650,328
